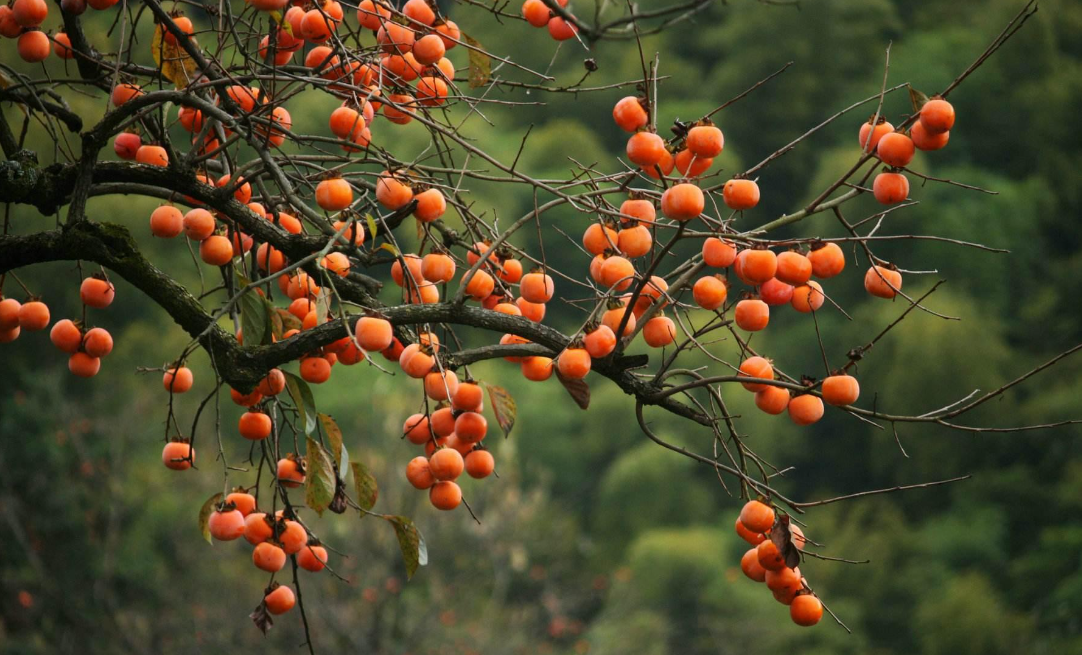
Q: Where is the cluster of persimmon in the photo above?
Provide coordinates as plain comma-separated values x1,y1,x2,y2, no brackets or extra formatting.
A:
736,499,824,627
865,97,957,205
0,0,120,63
519,0,578,41
0,275,116,376
204,487,332,617
401,377,497,511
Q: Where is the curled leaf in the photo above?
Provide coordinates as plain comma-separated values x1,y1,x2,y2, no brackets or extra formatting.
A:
556,369,590,410
350,460,379,515
484,383,517,438
199,492,224,544
383,515,427,579
463,34,491,88
305,437,337,516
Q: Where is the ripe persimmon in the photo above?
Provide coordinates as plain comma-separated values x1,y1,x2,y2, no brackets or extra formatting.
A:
788,394,824,426
876,132,915,168
760,278,794,306
0,298,20,330
279,518,307,554
413,188,446,222
406,456,435,489
735,517,767,546
740,250,777,285
741,548,767,582
822,374,860,406
734,299,769,331
547,16,576,41
686,124,724,158
403,413,431,445
68,352,101,378
620,198,656,226
253,542,287,572
557,348,592,379
722,179,760,210
429,480,462,510
277,457,305,487
429,447,465,481
756,539,786,571
755,385,790,415
858,118,893,151
738,356,773,392
808,242,845,278
643,315,676,347
517,271,553,303
864,265,902,299
315,177,353,211
692,275,727,310
17,300,49,331
617,225,653,258
356,316,394,351
208,507,246,541
239,411,272,440
455,412,488,443
775,251,812,286
463,270,495,301
463,450,493,478
626,132,666,167
257,368,286,396
163,366,193,393
911,121,950,151
584,325,617,358
50,319,82,353
135,144,168,167
601,302,636,336
14,30,47,63
660,183,704,221
162,441,193,470
790,281,825,313
872,171,909,205
919,98,955,134
265,584,296,614
298,544,328,572
521,356,554,381
703,237,736,268
673,149,712,177
244,513,273,544
226,491,256,516
150,205,184,238
600,255,635,291
82,327,113,358
183,208,215,241
739,499,775,533
612,96,648,132
199,235,233,266
790,594,823,626
425,370,459,401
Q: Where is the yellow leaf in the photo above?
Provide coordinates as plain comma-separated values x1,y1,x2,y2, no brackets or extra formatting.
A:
151,24,200,88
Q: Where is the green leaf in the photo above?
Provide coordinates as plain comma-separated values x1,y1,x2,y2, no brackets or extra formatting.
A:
556,369,590,410
319,413,349,477
463,34,490,88
484,383,517,438
239,290,271,346
383,515,427,579
199,492,224,544
350,461,379,515
305,437,337,516
379,242,399,256
907,84,930,114
284,372,318,435
365,213,378,241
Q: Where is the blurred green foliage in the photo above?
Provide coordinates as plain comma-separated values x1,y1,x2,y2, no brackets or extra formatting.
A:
2,0,1081,654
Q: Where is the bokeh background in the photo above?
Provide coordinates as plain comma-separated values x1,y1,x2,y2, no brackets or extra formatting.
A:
2,0,1082,653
